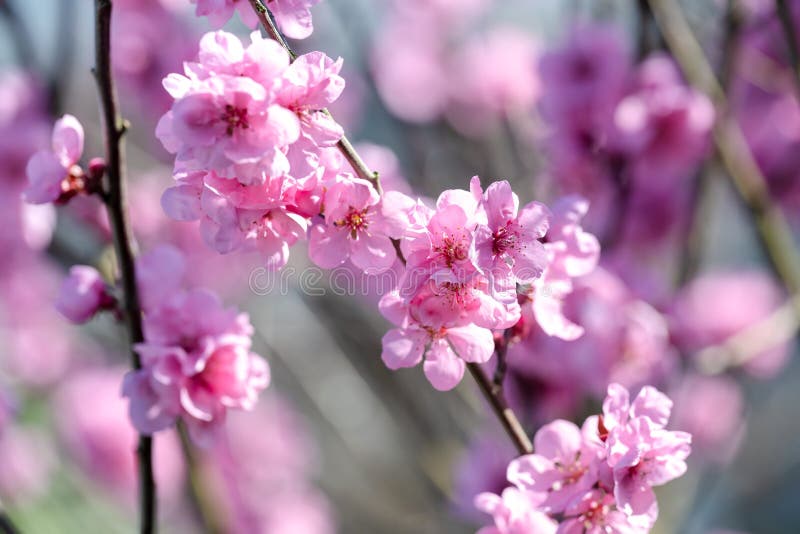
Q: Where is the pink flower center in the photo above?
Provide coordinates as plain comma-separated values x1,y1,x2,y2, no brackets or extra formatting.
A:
492,225,519,255
335,208,370,238
434,234,469,267
579,499,611,529
222,104,249,136
551,454,587,491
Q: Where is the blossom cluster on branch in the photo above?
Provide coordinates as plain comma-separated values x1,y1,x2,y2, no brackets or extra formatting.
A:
476,384,691,533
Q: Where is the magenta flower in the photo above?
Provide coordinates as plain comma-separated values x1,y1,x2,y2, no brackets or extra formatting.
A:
474,180,550,292
558,489,646,534
278,52,345,146
531,195,600,341
308,176,397,272
379,291,494,391
508,420,601,513
474,487,558,534
602,384,691,528
124,288,270,445
54,265,114,324
24,114,84,204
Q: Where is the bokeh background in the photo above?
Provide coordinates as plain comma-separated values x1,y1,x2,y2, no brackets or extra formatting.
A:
1,0,800,532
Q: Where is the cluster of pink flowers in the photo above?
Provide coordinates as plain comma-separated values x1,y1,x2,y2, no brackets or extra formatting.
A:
379,178,599,390
158,30,347,269
49,212,271,444
539,26,714,246
122,245,270,444
475,383,691,533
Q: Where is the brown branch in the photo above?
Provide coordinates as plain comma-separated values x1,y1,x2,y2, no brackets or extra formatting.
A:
93,1,156,532
648,0,800,301
246,0,533,456
247,0,381,193
468,363,533,455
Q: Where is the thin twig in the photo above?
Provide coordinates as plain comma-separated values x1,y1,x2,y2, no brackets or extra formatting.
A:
648,0,800,301
246,0,533,456
246,0,381,193
93,1,156,532
775,0,800,98
468,363,533,455
177,424,226,534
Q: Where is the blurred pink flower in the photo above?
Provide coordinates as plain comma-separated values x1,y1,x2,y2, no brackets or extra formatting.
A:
670,270,790,378
24,114,84,204
54,367,185,504
55,265,114,324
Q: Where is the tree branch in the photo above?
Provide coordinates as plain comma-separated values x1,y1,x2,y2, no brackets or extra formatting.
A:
648,0,800,301
0,507,19,534
246,0,533,456
93,1,156,532
468,363,533,455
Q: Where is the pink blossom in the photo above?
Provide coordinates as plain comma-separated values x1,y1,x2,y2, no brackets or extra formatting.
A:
53,367,185,504
602,384,691,528
508,420,601,513
447,29,541,136
669,270,790,378
558,489,646,534
277,51,345,146
308,176,396,272
379,291,494,391
24,114,84,204
54,265,114,324
530,195,600,341
191,0,321,40
474,487,558,534
474,180,550,292
124,287,270,445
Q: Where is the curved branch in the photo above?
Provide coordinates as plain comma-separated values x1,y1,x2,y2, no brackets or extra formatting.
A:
246,0,533,456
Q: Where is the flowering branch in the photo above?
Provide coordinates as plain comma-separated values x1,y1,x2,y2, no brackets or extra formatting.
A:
468,363,533,455
246,0,534,455
648,0,800,300
93,1,156,532
247,0,381,193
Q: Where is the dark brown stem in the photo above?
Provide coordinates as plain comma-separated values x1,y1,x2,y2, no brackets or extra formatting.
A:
246,0,532,455
776,0,800,98
246,0,380,192
492,329,511,393
0,508,19,534
468,363,533,455
93,1,156,532
648,0,800,299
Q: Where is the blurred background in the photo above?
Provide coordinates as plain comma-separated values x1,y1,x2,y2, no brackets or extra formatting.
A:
1,0,800,532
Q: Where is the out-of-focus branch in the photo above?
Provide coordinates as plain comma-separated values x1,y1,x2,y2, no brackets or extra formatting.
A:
696,292,800,374
48,0,76,114
776,0,800,96
0,0,36,68
246,0,534,456
678,0,743,285
648,0,800,301
177,424,225,534
93,1,156,532
0,506,19,534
